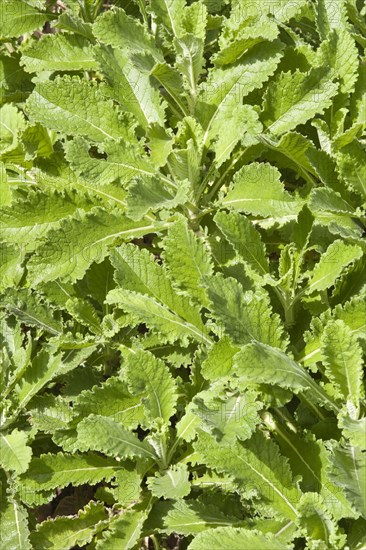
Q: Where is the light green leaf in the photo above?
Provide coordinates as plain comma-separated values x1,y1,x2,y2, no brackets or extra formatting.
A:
215,15,279,66
108,243,209,344
124,349,177,426
26,76,132,143
1,288,62,335
53,11,93,39
0,243,23,292
96,504,150,550
328,443,366,518
19,452,122,493
30,501,108,550
205,274,286,348
0,487,30,550
221,162,301,223
0,190,93,249
188,527,288,550
298,493,346,549
95,46,166,128
262,68,338,136
0,429,32,475
147,463,191,499
126,177,188,220
150,499,243,535
0,104,26,154
73,377,144,429
215,211,269,280
198,42,284,147
336,141,366,199
27,207,162,284
77,414,157,461
300,291,366,365
0,0,48,39
306,241,363,294
65,137,157,186
234,342,338,412
162,217,213,306
106,289,210,345
201,336,239,381
194,430,302,521
321,320,364,413
14,348,63,409
193,389,262,444
150,0,186,38
20,34,98,72
93,7,163,61
317,0,359,94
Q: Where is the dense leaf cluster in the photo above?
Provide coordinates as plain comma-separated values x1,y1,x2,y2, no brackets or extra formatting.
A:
0,0,365,548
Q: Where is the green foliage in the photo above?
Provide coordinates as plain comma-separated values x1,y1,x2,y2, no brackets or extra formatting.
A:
0,0,365,548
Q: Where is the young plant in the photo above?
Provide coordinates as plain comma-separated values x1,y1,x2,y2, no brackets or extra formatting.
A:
0,0,365,548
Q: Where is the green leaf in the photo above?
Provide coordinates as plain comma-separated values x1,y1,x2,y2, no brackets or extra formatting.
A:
26,76,131,142
193,389,262,444
317,0,359,94
0,190,93,249
234,342,338,412
0,0,48,39
0,429,32,475
299,291,366,366
30,501,108,550
205,274,286,348
96,503,150,550
150,62,188,117
188,527,288,550
108,244,209,344
149,499,243,535
150,0,186,37
20,34,98,72
19,452,123,493
266,418,357,520
0,243,23,292
0,104,26,154
214,211,269,280
336,141,366,199
93,7,163,61
162,217,213,306
194,430,302,521
198,42,283,148
297,493,346,549
201,336,240,381
221,162,301,223
0,484,30,550
54,11,94,39
124,349,177,426
126,177,188,220
306,241,363,294
214,104,263,168
328,443,366,518
27,207,162,284
64,137,157,186
77,414,157,461
320,320,364,413
95,46,166,129
13,351,63,413
106,288,210,345
262,68,338,136
73,377,145,429
147,463,191,499
215,15,279,67
1,288,62,335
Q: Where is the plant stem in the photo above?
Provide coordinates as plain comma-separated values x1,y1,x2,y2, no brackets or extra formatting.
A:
150,534,160,550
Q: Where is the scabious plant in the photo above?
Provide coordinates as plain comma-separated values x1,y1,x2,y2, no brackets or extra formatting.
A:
0,0,365,548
